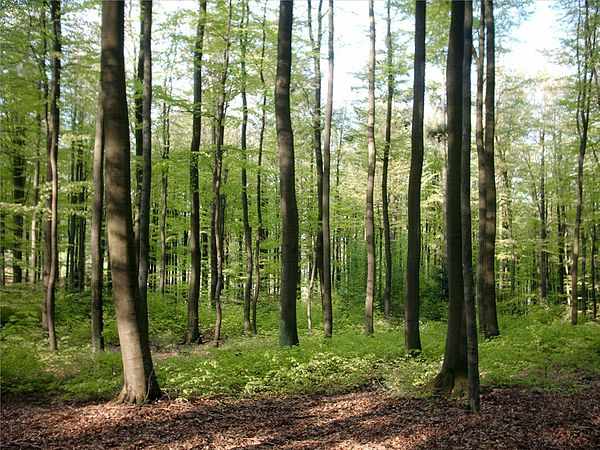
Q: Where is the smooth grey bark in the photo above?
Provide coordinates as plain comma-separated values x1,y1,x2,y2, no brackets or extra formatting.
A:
252,3,268,335
482,0,499,338
462,0,480,414
188,0,207,345
365,0,376,335
138,0,152,313
321,0,334,337
429,0,468,396
91,98,104,353
405,0,425,353
240,0,253,334
45,0,61,353
101,0,160,404
276,0,299,347
382,0,393,319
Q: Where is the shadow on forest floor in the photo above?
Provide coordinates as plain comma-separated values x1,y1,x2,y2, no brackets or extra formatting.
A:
2,374,599,449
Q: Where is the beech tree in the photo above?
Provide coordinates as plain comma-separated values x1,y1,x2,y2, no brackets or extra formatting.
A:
187,0,207,344
276,0,299,347
365,0,376,335
405,0,426,354
101,0,160,404
430,0,468,395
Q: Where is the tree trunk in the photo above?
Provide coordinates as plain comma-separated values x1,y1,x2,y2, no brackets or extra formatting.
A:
101,0,160,404
321,0,334,337
187,0,206,345
475,0,485,330
307,0,325,328
91,98,105,353
30,103,42,285
45,0,61,353
539,132,548,303
159,101,169,297
11,134,25,284
582,232,587,315
212,0,232,347
133,9,144,260
591,224,597,320
138,0,152,312
382,0,393,319
482,0,499,338
365,0,376,336
571,0,592,325
405,0,425,353
240,0,253,334
253,3,268,335
557,203,566,298
276,0,299,347
462,0,480,413
429,0,468,396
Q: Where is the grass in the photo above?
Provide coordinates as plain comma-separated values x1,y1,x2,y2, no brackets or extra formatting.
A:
1,283,599,403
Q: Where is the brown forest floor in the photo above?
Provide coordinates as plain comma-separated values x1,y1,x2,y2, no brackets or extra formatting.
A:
1,378,600,450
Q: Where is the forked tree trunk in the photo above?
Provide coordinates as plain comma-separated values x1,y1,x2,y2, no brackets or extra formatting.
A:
429,0,468,396
364,0,376,336
187,0,207,345
405,0,425,353
276,0,299,347
101,0,160,404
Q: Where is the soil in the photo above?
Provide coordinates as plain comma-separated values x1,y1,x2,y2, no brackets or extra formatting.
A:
1,377,599,449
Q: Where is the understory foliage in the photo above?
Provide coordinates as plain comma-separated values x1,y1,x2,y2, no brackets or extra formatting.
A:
1,285,598,402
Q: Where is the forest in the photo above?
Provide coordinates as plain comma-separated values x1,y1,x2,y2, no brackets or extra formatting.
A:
1,0,599,448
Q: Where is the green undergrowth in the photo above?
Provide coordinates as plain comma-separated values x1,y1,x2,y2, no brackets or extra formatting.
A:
1,284,599,403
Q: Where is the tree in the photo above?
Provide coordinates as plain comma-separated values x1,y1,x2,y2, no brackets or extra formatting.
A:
322,0,334,337
138,0,152,312
365,0,376,336
253,3,268,335
101,0,160,404
240,0,253,334
482,0,499,337
276,0,299,347
571,0,594,325
91,97,104,353
44,0,61,353
405,0,426,353
382,0,393,319
462,0,480,413
429,0,468,395
187,0,207,345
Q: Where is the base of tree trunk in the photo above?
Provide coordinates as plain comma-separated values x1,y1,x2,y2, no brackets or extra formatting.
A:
184,333,203,345
426,369,468,397
114,383,161,406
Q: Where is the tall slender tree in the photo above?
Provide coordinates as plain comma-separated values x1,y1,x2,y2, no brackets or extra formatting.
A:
138,0,152,312
405,0,426,353
276,0,299,347
482,0,499,338
253,3,268,334
571,0,593,325
429,0,468,395
382,0,393,319
321,0,334,337
240,0,253,334
365,0,376,335
187,0,207,345
45,0,61,353
101,0,160,404
91,97,104,353
462,0,480,413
